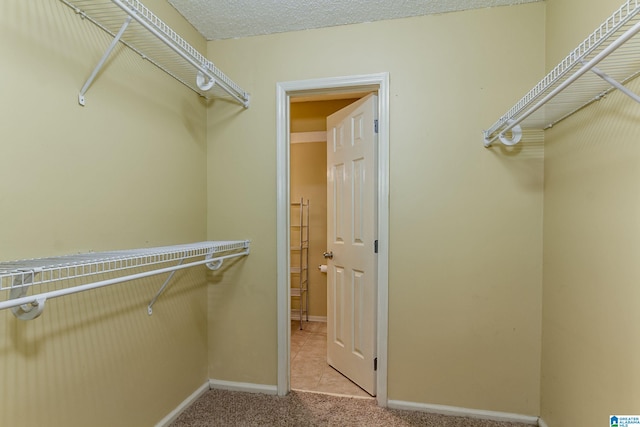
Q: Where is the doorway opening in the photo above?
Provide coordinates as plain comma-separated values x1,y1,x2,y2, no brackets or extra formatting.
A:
276,73,390,407
289,94,370,398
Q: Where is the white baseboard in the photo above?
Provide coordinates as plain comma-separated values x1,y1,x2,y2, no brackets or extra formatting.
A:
538,417,549,427
387,399,539,425
155,381,210,427
209,378,278,395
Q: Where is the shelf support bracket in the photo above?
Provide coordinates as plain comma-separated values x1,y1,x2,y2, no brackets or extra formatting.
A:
588,65,640,104
146,249,245,315
78,16,132,106
147,258,184,315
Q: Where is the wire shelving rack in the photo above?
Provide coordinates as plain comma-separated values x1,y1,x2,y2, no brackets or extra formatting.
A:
0,240,250,320
58,0,250,107
484,0,640,147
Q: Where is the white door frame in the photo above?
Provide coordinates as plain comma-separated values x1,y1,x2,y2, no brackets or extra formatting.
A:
275,73,390,406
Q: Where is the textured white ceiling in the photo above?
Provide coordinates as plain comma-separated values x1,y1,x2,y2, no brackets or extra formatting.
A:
168,0,542,40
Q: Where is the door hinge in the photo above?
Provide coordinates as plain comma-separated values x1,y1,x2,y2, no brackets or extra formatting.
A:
374,240,378,254
374,357,378,371
374,119,379,134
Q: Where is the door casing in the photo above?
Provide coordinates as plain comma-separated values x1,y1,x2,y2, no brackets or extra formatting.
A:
275,73,390,406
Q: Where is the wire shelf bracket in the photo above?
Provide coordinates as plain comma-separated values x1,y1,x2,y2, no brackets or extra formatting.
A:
0,240,250,320
483,0,640,147
60,0,251,108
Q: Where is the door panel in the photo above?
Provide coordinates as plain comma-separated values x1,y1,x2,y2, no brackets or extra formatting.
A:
326,93,377,396
332,163,345,243
333,265,345,347
352,158,365,245
352,269,365,358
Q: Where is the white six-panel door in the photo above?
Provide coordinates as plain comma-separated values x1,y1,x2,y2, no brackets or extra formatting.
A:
326,93,378,396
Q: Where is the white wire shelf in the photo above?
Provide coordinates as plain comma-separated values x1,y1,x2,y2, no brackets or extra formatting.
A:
484,0,640,147
59,0,250,107
0,240,250,320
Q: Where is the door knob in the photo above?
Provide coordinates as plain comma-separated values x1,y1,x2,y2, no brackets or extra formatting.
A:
323,251,333,259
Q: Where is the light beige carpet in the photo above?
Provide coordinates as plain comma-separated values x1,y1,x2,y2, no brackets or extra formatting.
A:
170,388,533,427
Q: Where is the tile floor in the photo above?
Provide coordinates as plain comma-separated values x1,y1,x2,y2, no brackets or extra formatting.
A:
291,320,371,398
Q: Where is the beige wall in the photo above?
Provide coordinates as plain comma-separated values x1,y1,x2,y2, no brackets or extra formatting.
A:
0,1,209,426
542,0,640,424
207,3,545,415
